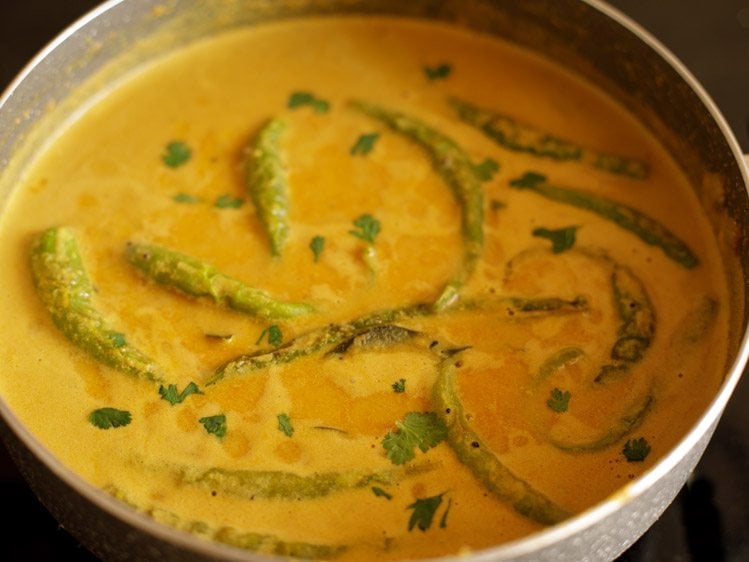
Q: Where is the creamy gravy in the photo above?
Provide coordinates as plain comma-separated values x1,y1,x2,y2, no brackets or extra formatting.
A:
0,16,729,560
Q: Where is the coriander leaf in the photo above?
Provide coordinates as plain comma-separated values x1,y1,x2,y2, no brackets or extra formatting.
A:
349,214,381,244
277,413,294,437
350,132,380,156
623,437,651,462
473,158,500,181
89,407,132,430
288,91,315,107
382,412,448,465
288,91,330,113
546,388,571,413
533,226,579,254
256,325,283,347
162,141,192,168
199,414,227,438
108,331,126,348
407,493,444,531
173,192,201,203
214,194,244,209
509,171,547,188
310,235,325,263
372,486,393,500
159,382,203,406
312,99,331,113
392,379,406,393
423,63,452,81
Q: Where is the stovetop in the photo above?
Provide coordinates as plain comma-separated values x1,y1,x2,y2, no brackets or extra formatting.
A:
1,1,748,560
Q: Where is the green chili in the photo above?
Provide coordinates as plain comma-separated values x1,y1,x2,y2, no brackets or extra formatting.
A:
30,227,164,382
126,241,315,320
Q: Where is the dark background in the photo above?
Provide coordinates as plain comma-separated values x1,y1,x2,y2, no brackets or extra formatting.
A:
1,1,748,561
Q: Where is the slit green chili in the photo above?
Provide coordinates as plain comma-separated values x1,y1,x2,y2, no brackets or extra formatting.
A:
349,99,484,310
30,227,164,382
126,241,315,320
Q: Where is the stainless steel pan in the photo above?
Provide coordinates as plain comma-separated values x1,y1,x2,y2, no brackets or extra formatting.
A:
1,1,748,560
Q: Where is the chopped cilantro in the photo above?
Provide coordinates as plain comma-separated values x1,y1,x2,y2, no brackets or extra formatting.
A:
89,407,132,430
407,493,445,531
162,141,192,168
159,382,203,406
372,486,393,500
108,332,126,348
623,437,651,462
214,194,244,209
509,171,547,188
287,91,330,113
473,158,500,181
199,414,227,438
382,412,447,465
533,226,579,254
349,214,381,244
277,413,294,437
392,379,406,393
310,235,325,263
173,192,201,203
288,91,315,107
350,132,380,156
256,325,283,347
546,388,571,413
423,63,452,81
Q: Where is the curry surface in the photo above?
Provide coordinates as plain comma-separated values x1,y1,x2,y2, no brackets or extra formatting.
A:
0,16,730,560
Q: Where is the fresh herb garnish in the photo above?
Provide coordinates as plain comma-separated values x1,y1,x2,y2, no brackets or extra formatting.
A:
349,214,381,244
350,132,380,156
108,332,126,348
310,235,325,263
623,437,651,462
256,325,283,347
162,141,192,168
533,226,579,254
159,382,203,406
287,91,330,113
382,412,448,465
199,414,227,438
407,493,445,531
173,192,201,203
372,486,393,500
473,158,500,181
509,171,547,188
277,413,294,437
89,407,132,430
423,63,452,81
546,388,571,413
392,379,406,393
214,194,244,209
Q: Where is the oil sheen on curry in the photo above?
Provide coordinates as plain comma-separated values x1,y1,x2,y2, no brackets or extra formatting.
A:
0,15,729,561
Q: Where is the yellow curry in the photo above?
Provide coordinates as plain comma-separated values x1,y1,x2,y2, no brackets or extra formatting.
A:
0,16,729,560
